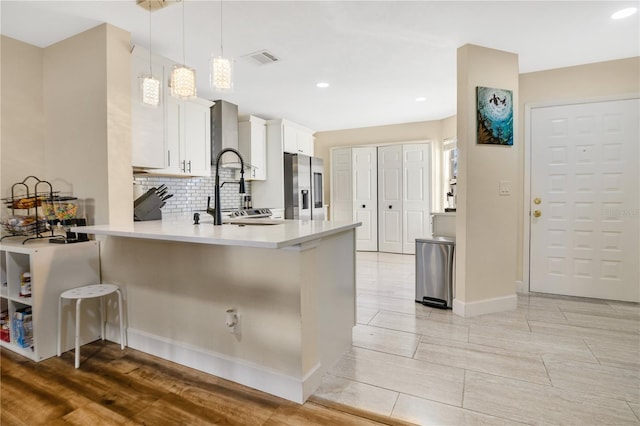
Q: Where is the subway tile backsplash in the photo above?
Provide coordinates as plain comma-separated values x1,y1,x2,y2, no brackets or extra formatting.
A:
134,168,251,215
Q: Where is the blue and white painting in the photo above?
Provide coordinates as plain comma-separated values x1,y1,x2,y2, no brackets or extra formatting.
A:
476,86,513,145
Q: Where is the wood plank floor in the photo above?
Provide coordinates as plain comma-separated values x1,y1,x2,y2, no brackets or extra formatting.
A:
1,341,415,426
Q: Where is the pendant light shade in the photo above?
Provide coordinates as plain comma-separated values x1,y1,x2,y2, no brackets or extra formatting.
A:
171,0,196,99
211,56,233,92
211,0,233,92
139,4,160,107
170,65,196,98
140,75,161,106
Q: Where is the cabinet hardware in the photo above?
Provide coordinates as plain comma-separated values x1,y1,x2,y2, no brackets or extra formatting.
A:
389,205,392,209
188,161,192,173
534,197,542,205
362,204,366,208
533,210,542,217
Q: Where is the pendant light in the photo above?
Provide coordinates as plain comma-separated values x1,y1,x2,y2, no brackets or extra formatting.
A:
170,0,196,98
210,0,233,92
139,2,161,107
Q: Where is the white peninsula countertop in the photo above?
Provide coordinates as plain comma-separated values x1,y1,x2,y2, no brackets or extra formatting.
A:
73,218,361,249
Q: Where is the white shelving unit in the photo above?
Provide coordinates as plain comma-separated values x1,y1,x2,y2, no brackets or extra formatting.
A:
0,240,101,361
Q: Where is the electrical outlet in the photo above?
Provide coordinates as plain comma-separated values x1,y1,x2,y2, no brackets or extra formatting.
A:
499,180,511,196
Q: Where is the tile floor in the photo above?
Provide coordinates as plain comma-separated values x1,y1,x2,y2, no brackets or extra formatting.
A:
314,252,640,425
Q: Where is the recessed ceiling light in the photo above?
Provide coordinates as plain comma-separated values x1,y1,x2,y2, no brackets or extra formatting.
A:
316,82,330,88
416,97,427,102
611,7,638,19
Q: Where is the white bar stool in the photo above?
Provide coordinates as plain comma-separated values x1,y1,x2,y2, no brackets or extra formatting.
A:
57,283,125,368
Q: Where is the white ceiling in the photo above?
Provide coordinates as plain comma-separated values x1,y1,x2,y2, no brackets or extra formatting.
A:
1,1,638,132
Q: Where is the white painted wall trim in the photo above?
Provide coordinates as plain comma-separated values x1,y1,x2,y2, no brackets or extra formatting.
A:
515,280,526,294
126,328,320,404
452,294,518,317
522,92,640,298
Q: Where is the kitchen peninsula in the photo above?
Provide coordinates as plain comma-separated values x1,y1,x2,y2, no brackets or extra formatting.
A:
73,218,360,403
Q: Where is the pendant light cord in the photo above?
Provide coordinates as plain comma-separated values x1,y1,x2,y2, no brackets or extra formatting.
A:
148,4,153,75
220,0,224,57
182,0,186,65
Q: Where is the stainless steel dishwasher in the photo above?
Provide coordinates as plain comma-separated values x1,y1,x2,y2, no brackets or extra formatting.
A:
415,237,455,309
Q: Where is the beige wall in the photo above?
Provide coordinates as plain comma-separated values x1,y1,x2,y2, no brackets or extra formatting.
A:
1,25,131,228
516,57,640,283
42,24,131,226
456,44,519,310
1,36,46,197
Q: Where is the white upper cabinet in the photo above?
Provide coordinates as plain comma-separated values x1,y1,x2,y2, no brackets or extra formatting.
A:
281,119,315,156
131,46,213,176
183,98,213,176
251,118,316,209
150,93,213,177
238,116,267,180
131,46,167,169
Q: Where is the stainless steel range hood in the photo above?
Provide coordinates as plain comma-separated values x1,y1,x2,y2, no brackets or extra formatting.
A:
211,100,240,166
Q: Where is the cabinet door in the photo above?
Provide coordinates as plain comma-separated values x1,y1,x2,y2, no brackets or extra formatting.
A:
353,147,378,251
251,120,267,180
131,53,166,168
331,148,353,222
163,95,183,173
402,144,431,254
183,100,211,176
296,131,315,156
283,125,298,154
378,145,403,253
239,117,267,180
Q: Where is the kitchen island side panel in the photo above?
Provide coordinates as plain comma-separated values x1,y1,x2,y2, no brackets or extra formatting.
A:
98,229,355,402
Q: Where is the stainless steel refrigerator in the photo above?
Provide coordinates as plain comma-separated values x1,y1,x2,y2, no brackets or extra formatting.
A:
284,153,325,220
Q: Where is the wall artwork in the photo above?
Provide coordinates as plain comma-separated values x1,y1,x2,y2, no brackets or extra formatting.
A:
476,86,513,145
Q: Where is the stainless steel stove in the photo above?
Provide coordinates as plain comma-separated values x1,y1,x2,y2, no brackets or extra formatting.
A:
228,208,272,218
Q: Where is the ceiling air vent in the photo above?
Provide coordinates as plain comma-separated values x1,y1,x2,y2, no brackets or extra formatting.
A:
244,50,280,65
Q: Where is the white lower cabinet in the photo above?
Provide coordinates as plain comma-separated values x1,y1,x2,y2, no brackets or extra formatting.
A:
332,143,432,254
0,240,100,361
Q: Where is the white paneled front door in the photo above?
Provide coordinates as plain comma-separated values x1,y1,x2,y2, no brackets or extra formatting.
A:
530,98,639,302
353,147,378,251
402,144,431,254
378,145,403,253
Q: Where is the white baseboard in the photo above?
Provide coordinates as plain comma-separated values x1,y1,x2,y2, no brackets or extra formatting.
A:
515,280,527,294
126,328,320,404
453,293,518,317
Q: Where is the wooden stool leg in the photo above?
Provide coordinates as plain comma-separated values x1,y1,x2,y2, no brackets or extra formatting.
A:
75,299,82,369
116,289,125,349
57,297,63,357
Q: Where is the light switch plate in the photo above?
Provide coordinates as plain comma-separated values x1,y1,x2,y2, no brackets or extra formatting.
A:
499,180,511,196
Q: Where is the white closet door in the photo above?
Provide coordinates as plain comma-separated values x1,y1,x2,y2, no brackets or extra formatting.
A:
403,144,431,254
330,148,353,222
353,147,378,251
378,145,403,253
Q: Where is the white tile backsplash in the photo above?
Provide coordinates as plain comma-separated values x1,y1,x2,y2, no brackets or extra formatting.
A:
134,168,251,215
